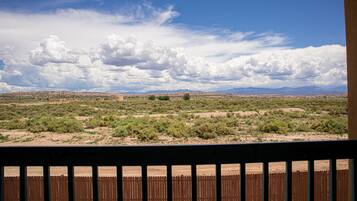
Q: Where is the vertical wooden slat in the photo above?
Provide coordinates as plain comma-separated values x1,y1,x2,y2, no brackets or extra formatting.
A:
285,161,292,201
43,165,51,201
216,163,221,201
191,164,197,201
240,163,246,201
308,160,315,201
68,165,75,201
167,165,172,201
0,166,4,201
20,165,27,201
117,165,123,201
92,166,99,201
352,159,357,201
329,159,337,201
263,162,269,201
142,165,147,201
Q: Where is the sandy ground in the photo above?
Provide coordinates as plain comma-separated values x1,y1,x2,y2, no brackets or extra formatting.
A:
0,128,348,145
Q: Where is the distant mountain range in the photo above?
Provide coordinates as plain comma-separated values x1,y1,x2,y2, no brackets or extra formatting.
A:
215,86,347,95
135,89,202,94
133,86,347,95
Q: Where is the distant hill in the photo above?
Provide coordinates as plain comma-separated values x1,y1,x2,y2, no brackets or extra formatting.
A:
0,86,347,96
134,89,202,95
214,86,347,95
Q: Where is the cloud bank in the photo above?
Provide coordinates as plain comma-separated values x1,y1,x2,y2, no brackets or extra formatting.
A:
0,5,347,93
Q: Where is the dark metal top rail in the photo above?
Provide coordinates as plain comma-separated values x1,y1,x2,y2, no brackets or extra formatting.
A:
0,140,356,165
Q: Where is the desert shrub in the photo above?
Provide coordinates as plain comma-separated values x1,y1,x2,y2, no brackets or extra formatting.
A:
85,116,105,129
52,117,84,133
112,126,130,137
166,121,191,138
0,133,8,142
111,117,159,141
157,96,170,101
0,118,27,130
26,116,84,133
215,122,233,135
183,93,190,101
224,117,240,127
136,127,158,141
294,123,312,132
226,112,234,118
148,95,156,100
311,118,347,134
192,121,233,139
258,119,289,134
153,119,170,133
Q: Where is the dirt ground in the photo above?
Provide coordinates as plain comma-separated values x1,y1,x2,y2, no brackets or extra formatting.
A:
0,128,347,145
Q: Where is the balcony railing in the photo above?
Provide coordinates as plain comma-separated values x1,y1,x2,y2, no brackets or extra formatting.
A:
0,140,357,201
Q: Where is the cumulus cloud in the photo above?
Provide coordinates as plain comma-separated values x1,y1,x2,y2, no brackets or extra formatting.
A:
90,34,346,88
0,6,347,93
29,35,79,65
91,34,188,70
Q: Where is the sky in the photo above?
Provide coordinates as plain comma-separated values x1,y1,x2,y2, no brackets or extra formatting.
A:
0,0,347,93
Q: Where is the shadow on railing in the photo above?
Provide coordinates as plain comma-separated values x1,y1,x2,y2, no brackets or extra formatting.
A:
0,140,357,201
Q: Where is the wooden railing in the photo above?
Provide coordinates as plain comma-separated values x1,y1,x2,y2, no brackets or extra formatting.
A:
0,140,357,201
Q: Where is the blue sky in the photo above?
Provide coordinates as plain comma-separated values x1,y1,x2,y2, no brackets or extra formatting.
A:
0,0,347,92
0,0,346,47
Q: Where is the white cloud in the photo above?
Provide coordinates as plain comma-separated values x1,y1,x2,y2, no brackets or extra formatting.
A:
29,35,79,65
0,6,347,93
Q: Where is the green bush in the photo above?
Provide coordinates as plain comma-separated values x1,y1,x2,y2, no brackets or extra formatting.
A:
0,133,8,142
112,126,130,137
136,127,158,141
157,96,170,101
148,95,156,100
183,93,190,101
258,119,289,134
166,121,191,138
294,123,312,132
153,119,170,133
85,116,106,129
192,121,232,139
26,116,84,133
0,118,27,130
311,118,347,134
111,117,159,141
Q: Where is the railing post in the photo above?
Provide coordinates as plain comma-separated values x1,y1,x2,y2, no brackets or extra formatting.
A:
68,165,75,201
20,165,27,201
43,165,51,201
117,165,123,201
142,165,148,201
240,163,246,201
92,166,99,201
167,165,172,201
216,163,221,201
330,160,337,201
262,162,269,201
191,164,197,201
